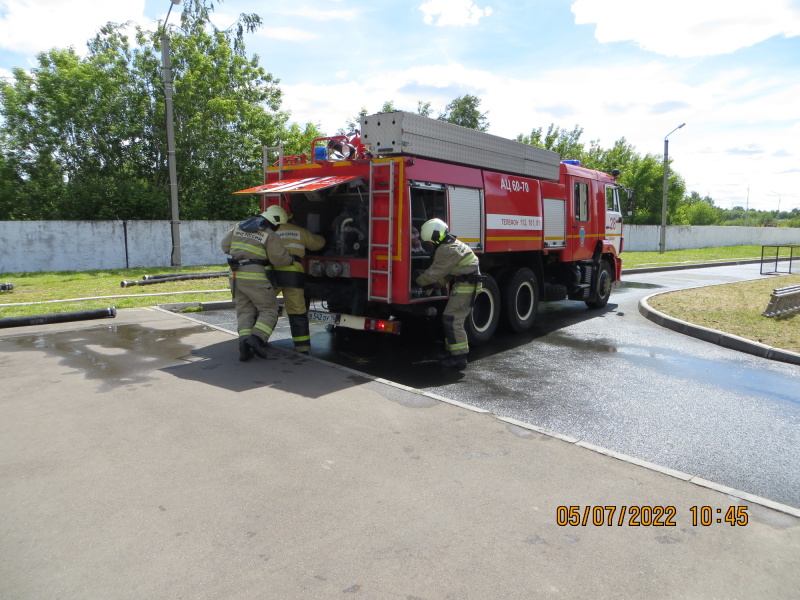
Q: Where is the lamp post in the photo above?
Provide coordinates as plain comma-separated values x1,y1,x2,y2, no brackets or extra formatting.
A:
161,0,182,268
659,122,685,254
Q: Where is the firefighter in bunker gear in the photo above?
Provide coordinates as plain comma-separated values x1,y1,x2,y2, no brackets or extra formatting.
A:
221,212,293,361
416,218,481,370
263,205,326,354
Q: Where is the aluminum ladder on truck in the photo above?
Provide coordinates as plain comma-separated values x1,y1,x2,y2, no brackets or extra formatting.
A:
367,160,395,303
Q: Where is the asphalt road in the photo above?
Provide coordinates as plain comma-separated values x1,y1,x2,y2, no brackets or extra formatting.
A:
188,264,800,509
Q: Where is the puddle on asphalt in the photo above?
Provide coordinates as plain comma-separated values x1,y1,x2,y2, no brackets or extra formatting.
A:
1,323,210,392
542,331,799,404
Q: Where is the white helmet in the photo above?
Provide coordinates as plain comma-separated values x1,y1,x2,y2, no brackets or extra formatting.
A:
420,218,449,244
262,205,289,226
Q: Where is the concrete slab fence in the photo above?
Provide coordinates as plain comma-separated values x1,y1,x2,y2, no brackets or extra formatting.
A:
1,221,798,274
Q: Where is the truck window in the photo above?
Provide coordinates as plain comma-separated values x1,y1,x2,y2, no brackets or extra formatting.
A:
574,182,589,222
606,186,620,213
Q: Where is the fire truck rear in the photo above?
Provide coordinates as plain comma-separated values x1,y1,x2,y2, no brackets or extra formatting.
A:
236,111,629,345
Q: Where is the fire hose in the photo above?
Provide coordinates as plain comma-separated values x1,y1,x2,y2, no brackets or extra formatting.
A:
121,272,228,287
0,307,116,329
141,271,228,281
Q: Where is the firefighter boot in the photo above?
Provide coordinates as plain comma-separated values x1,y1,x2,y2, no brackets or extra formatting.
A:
288,313,311,355
440,354,467,369
245,334,268,359
239,337,254,362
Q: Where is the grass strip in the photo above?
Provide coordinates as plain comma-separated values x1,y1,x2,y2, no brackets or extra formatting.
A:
648,273,800,354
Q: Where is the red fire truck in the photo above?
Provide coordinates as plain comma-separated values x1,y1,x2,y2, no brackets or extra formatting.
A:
236,111,629,344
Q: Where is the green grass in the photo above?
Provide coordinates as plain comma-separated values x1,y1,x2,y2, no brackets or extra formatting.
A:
0,265,232,318
622,245,768,269
648,273,800,354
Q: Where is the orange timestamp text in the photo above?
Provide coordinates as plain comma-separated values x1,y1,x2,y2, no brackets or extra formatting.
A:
556,505,749,527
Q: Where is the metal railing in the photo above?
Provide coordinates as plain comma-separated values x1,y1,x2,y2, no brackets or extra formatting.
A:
760,244,799,275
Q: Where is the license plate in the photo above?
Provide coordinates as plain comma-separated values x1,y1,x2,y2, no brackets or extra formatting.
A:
308,310,339,324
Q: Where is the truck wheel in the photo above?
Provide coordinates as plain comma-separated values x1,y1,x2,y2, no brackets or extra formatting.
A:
501,267,539,333
465,274,500,346
586,260,613,309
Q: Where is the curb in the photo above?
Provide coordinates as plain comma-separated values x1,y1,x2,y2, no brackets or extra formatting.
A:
638,292,800,366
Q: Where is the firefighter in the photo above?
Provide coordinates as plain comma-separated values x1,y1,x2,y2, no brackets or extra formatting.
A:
221,211,293,361
416,218,481,370
263,205,326,354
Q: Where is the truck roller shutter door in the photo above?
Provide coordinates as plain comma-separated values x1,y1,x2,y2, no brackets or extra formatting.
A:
544,197,566,248
448,186,483,250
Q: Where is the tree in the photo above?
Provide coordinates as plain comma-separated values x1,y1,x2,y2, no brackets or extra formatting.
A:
281,122,325,158
517,124,585,160
685,202,719,225
161,0,288,219
0,0,316,221
438,94,489,131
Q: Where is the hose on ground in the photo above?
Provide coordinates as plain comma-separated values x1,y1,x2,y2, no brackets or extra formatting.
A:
121,272,228,287
141,271,228,281
0,307,116,329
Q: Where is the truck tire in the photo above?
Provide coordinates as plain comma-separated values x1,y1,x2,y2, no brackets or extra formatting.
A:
586,260,613,309
501,267,539,333
465,273,500,346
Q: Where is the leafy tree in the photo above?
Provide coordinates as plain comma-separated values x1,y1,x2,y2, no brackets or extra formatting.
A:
517,124,585,160
438,94,489,131
280,122,325,158
0,0,317,221
160,0,288,219
685,201,719,225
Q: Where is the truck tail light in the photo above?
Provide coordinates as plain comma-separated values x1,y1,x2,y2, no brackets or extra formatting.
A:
364,318,401,334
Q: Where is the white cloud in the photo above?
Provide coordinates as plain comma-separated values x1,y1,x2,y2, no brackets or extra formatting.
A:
419,0,493,26
0,0,148,56
571,0,800,57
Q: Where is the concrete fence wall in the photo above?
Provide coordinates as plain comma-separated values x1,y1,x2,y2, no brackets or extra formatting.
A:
623,224,800,252
0,220,237,274
1,221,799,274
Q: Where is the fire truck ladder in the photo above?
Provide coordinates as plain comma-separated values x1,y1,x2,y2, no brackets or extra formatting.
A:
262,145,284,181
367,161,396,303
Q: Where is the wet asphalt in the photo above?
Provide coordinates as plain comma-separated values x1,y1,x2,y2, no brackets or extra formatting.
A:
187,264,800,509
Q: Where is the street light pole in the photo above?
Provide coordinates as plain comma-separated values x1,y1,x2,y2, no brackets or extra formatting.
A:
161,0,182,268
660,122,685,254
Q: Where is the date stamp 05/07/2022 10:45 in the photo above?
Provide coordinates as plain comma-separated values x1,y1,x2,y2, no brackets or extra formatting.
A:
556,506,750,528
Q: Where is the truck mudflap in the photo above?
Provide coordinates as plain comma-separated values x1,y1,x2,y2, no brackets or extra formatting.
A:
307,310,402,334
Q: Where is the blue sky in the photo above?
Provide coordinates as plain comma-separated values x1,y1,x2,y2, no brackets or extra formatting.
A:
1,0,799,212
